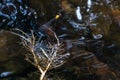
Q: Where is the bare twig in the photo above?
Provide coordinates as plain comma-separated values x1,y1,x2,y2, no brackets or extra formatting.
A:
10,29,69,80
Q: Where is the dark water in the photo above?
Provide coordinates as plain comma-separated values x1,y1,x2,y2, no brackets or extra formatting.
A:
0,0,120,80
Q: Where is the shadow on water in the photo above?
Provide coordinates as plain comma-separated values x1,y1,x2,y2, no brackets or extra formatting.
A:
0,0,120,80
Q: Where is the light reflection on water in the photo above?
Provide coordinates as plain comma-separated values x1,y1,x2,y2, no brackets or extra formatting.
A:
75,6,82,21
0,0,120,80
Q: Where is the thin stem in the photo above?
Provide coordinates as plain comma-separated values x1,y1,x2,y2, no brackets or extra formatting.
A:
31,49,43,73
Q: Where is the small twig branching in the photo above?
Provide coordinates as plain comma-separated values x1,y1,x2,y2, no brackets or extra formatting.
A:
10,29,70,80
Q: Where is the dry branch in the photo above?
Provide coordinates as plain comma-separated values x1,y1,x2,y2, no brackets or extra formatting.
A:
10,29,70,80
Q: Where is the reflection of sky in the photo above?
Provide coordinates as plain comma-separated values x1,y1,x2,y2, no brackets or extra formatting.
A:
106,0,111,4
75,6,82,21
89,13,98,26
75,0,92,21
0,2,17,20
0,71,13,78
87,0,92,8
87,0,92,12
90,13,97,21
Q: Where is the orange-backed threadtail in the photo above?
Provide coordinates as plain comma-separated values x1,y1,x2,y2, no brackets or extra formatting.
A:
38,14,61,37
40,14,61,28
